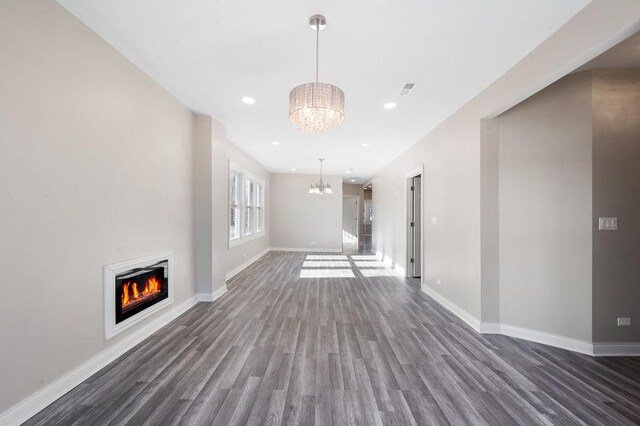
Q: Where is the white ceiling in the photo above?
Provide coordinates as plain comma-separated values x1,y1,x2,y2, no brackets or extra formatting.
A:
58,0,591,183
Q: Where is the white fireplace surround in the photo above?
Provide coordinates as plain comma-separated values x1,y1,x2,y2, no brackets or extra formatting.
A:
104,251,174,340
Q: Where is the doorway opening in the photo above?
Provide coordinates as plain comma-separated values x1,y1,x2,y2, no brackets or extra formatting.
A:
342,195,359,252
406,172,422,278
362,184,373,252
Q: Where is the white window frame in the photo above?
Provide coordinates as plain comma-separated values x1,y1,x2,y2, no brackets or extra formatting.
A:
229,161,265,248
256,182,264,233
229,169,241,242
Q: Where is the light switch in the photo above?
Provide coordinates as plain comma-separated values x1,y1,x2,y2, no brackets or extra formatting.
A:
431,216,437,225
598,217,618,231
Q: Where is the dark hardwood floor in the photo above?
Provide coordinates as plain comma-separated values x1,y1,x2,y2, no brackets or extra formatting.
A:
26,251,640,425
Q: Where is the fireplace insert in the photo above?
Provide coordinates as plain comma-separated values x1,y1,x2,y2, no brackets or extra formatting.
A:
114,260,169,324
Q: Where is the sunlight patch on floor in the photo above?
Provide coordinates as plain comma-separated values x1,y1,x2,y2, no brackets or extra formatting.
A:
305,255,348,260
350,255,379,260
353,261,388,268
303,261,351,268
359,269,405,277
300,269,355,278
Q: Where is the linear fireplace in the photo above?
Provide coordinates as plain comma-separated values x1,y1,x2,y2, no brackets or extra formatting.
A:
104,252,174,339
115,260,168,324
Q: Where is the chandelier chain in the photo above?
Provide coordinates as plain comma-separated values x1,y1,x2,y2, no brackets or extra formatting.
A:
315,19,319,83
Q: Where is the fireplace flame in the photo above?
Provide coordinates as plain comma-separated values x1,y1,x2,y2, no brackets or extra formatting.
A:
121,276,162,308
132,283,139,299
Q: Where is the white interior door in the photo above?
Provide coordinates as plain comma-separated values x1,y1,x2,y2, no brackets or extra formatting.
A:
411,176,422,277
342,197,358,245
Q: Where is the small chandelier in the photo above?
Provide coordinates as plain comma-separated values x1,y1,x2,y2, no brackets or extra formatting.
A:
289,14,345,133
309,159,333,194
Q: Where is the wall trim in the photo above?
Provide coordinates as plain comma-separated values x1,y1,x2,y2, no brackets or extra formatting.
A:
478,322,501,334
225,248,270,281
197,285,228,302
497,324,593,356
421,284,639,357
270,247,342,253
592,342,640,357
421,286,481,332
0,288,229,426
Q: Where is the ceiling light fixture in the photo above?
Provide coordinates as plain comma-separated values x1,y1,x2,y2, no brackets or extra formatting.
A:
272,141,280,145
361,143,370,147
289,15,345,133
384,102,397,109
242,97,255,104
291,168,296,171
309,159,333,194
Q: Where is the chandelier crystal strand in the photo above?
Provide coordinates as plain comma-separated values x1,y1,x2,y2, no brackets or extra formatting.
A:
289,15,345,133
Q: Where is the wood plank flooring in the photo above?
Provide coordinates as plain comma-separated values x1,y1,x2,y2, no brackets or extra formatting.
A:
26,251,640,425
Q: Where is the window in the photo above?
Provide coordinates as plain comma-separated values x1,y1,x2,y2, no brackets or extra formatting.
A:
229,162,265,247
256,183,263,233
229,171,240,241
244,179,254,236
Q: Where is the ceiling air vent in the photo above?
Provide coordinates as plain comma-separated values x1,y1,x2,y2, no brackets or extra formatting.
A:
399,82,416,96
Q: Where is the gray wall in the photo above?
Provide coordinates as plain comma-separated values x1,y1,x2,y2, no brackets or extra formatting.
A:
480,119,500,324
369,0,640,333
270,173,343,250
195,116,270,295
497,72,593,342
211,120,269,285
371,116,483,319
592,69,640,343
342,183,361,197
0,0,197,412
195,116,213,295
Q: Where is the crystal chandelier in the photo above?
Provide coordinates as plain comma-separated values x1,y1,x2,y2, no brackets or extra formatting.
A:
309,159,333,194
289,15,345,133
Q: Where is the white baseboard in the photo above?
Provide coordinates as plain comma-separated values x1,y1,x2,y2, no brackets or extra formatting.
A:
420,285,638,358
592,342,640,357
421,286,481,332
0,294,203,426
225,248,270,281
478,322,501,334
270,247,342,253
197,285,228,302
0,287,232,426
497,324,593,356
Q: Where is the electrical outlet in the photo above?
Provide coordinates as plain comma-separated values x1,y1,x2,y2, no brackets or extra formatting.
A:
599,217,618,231
431,216,438,225
617,317,631,326
436,277,442,286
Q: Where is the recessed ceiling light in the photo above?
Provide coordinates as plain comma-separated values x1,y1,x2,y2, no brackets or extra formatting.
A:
346,170,352,173
350,179,356,182
272,141,280,145
242,97,255,104
290,168,296,171
361,143,369,147
384,102,397,109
